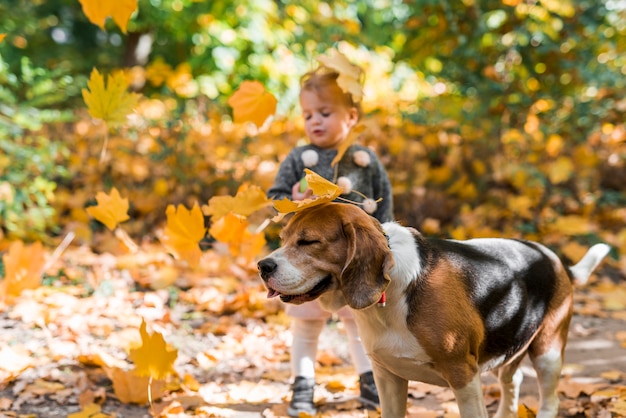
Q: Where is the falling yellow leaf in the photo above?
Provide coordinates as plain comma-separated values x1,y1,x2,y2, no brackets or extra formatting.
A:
0,241,45,303
160,202,206,268
209,213,267,260
129,319,178,380
331,124,366,167
316,48,364,102
203,183,272,221
227,80,277,127
78,0,137,33
82,68,141,126
86,187,130,230
0,34,6,43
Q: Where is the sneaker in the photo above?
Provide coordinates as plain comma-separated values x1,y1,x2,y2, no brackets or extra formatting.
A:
287,376,316,417
359,371,380,409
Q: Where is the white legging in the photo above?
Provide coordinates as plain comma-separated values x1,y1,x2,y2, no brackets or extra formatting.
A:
290,317,373,379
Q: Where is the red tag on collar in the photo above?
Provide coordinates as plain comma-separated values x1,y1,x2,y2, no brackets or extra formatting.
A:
377,291,386,307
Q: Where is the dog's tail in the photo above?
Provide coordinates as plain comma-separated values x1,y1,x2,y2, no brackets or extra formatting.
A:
569,243,611,285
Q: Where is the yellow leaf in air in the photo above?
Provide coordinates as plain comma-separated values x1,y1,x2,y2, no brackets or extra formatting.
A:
331,124,366,167
273,169,343,220
78,0,137,33
203,183,272,221
548,156,574,184
0,34,6,43
160,202,206,268
129,319,178,380
209,213,267,259
86,187,130,230
316,48,364,102
82,68,141,126
1,241,45,303
227,80,277,127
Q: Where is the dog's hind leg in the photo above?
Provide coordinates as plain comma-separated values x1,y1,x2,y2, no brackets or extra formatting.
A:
493,360,524,418
530,347,563,418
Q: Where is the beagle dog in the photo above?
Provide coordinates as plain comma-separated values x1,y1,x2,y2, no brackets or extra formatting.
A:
258,203,610,418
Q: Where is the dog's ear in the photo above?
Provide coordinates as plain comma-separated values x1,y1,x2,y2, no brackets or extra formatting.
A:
340,218,393,309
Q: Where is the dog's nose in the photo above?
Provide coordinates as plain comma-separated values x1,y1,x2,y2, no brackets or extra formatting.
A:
258,258,277,279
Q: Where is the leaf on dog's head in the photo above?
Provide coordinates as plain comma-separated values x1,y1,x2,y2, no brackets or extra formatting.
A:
272,169,342,222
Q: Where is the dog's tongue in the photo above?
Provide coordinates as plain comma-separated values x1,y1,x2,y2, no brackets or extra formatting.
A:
267,288,280,299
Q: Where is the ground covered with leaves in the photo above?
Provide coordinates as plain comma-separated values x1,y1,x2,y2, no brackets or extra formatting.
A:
0,243,625,418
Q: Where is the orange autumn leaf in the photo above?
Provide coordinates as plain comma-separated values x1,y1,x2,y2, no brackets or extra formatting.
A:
0,34,6,43
227,80,277,127
160,202,206,268
316,48,364,102
209,213,266,259
1,241,45,303
78,0,137,33
129,319,178,380
203,183,272,221
518,404,537,418
273,169,343,220
82,68,141,126
86,187,130,230
104,366,167,404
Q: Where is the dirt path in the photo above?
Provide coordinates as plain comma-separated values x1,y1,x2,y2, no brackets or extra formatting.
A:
0,272,624,418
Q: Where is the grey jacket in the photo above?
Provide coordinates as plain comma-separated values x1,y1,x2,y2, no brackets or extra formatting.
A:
267,144,393,223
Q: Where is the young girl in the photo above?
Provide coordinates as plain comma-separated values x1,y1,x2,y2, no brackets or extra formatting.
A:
267,59,393,416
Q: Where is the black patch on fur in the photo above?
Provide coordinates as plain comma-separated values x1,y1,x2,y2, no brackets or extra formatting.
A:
405,237,558,361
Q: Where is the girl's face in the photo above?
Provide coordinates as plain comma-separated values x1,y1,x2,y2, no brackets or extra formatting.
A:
300,89,358,149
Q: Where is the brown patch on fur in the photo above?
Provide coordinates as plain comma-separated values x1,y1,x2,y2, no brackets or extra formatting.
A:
407,258,485,389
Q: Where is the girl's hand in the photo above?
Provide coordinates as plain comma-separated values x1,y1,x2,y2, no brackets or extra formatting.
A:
292,182,313,200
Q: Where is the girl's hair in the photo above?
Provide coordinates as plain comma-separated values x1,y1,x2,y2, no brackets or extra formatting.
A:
300,69,362,115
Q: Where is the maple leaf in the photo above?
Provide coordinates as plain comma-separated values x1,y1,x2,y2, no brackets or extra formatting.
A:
129,319,178,380
227,80,277,127
209,213,267,259
105,366,167,404
331,123,366,167
273,169,343,221
0,241,45,303
160,202,206,268
82,68,141,127
78,0,137,33
203,183,272,221
85,187,130,230
316,48,364,102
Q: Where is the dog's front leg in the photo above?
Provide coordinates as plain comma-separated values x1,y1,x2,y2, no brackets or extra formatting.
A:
452,374,489,418
371,363,408,418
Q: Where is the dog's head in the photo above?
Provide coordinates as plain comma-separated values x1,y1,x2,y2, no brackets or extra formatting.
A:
258,203,393,311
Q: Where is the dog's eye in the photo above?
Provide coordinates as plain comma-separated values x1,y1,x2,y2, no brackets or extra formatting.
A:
298,239,320,246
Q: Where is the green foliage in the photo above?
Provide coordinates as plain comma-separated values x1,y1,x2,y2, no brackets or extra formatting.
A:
0,135,70,241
